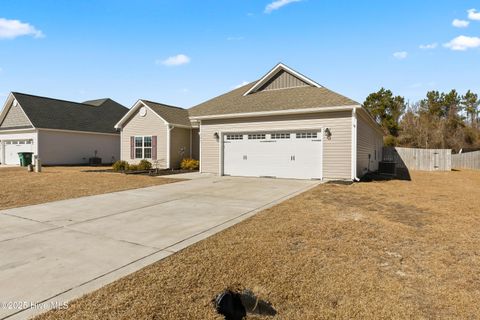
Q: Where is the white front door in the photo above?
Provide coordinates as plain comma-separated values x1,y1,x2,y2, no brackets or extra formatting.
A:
223,131,322,180
4,140,34,165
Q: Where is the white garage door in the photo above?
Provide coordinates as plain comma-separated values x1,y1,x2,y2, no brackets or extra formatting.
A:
4,140,34,165
223,131,322,180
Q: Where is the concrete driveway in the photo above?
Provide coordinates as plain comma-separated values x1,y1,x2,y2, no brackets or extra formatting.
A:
0,174,318,319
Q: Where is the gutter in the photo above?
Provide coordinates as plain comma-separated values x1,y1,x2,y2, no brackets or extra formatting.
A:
189,105,360,121
166,125,175,169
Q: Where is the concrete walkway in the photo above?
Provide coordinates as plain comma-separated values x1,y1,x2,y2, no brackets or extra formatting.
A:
0,175,318,319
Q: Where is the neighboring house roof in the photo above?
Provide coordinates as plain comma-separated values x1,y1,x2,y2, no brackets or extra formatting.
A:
189,63,360,118
141,100,191,127
115,99,191,129
0,92,128,134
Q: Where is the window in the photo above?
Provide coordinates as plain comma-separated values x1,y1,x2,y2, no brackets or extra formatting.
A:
271,133,290,139
296,132,318,139
248,134,266,140
226,134,243,140
135,136,153,159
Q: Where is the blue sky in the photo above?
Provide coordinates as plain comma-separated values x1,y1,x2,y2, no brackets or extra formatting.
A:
0,0,479,108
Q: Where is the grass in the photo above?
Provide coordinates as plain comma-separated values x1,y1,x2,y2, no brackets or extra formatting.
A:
0,166,179,210
35,170,480,319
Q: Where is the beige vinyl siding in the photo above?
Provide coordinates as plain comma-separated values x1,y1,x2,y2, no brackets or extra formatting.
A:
200,111,352,180
191,128,200,160
37,130,119,165
356,112,383,177
120,107,168,167
258,70,310,92
170,127,191,169
0,103,32,128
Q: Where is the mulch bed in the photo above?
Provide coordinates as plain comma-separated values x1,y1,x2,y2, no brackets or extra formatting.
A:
83,169,198,176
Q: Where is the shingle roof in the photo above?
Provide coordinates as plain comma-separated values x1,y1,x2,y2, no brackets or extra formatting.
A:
141,100,191,127
189,81,360,118
12,92,128,134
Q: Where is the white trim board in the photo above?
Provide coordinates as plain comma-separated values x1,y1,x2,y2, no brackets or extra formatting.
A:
190,105,360,121
36,128,120,136
243,63,322,96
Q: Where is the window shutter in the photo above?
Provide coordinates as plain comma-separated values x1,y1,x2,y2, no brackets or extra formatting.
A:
130,136,134,159
152,136,157,160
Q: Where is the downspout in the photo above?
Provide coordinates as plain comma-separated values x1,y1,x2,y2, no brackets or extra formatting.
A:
189,128,192,158
352,107,359,181
167,125,174,169
199,120,202,173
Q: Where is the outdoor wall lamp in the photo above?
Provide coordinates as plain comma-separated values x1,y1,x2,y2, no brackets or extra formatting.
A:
324,128,332,140
213,132,219,139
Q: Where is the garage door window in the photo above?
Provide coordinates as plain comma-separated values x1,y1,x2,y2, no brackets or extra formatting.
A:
248,134,266,140
296,132,317,139
226,134,243,140
271,133,290,139
135,136,152,159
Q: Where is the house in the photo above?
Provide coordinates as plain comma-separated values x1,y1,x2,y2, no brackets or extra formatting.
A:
188,63,383,180
114,100,198,169
0,92,128,165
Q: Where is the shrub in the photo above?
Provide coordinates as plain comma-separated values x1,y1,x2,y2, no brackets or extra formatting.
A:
384,135,396,147
138,159,152,170
112,160,129,172
180,158,200,170
128,164,139,171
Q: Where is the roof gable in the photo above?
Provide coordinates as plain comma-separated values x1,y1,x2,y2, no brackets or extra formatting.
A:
257,69,310,92
188,63,359,118
243,63,321,96
0,96,33,130
115,100,191,129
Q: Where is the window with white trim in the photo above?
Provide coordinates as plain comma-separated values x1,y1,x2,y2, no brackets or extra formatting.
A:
296,132,318,139
248,134,266,140
135,136,152,159
226,134,243,140
271,133,290,139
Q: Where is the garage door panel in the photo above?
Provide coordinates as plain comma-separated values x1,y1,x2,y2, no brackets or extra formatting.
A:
4,140,34,165
223,131,322,180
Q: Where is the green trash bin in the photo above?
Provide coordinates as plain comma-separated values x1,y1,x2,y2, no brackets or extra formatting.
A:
18,152,34,167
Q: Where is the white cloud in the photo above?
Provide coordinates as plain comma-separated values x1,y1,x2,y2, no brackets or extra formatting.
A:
0,18,44,39
419,43,438,50
452,19,470,28
156,54,190,66
468,9,480,21
233,81,250,89
393,51,408,60
265,0,302,13
444,35,480,51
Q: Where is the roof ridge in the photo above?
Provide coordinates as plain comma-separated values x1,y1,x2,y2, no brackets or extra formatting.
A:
12,92,112,107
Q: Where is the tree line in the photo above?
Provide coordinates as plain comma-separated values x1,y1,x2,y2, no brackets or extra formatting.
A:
363,88,480,152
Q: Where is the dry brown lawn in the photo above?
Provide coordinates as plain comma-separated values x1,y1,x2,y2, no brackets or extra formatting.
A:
36,170,480,319
0,166,179,210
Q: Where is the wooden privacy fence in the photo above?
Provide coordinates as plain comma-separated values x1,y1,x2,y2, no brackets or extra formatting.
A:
383,147,452,171
452,151,480,170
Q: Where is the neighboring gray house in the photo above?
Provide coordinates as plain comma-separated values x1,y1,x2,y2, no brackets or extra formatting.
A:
188,63,384,180
0,92,128,165
114,100,198,169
